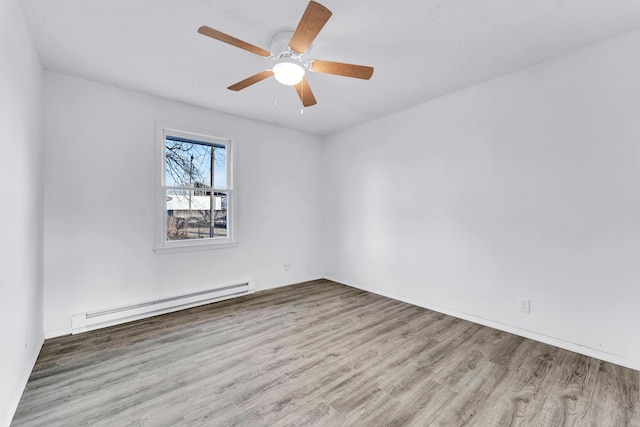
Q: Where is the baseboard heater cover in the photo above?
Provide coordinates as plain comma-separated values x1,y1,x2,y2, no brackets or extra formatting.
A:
71,280,255,334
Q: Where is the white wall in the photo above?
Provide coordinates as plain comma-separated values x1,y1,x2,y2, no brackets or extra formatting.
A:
0,0,44,424
323,29,640,369
43,72,324,335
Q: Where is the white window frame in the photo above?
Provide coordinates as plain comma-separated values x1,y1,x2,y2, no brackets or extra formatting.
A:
154,122,236,254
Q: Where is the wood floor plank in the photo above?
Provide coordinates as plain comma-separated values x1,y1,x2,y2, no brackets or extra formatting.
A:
11,279,640,426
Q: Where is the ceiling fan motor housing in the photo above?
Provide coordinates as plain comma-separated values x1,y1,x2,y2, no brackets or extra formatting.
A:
270,31,308,85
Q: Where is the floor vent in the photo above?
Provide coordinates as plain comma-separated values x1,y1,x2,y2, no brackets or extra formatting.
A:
71,281,255,334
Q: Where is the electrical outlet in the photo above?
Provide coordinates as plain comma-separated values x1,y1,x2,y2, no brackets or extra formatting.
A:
519,298,530,313
305,261,310,270
284,262,291,271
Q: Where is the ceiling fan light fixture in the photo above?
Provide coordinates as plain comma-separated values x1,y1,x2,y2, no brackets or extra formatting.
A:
272,58,305,86
198,1,372,108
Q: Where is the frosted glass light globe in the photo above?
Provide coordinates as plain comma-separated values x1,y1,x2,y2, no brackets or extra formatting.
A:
272,59,305,86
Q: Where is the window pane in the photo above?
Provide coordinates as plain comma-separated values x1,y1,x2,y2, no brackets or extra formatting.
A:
212,191,228,237
165,138,212,188
165,189,213,241
213,146,227,189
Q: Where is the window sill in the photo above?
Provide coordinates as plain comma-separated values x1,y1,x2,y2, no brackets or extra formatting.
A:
154,241,238,254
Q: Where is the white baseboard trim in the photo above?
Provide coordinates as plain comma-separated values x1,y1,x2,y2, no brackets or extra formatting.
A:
44,327,72,339
326,276,640,372
4,334,44,427
257,275,325,292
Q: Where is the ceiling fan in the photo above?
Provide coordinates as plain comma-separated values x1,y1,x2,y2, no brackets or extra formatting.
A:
198,1,374,107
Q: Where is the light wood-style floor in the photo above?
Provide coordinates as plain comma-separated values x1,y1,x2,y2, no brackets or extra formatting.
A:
12,279,640,426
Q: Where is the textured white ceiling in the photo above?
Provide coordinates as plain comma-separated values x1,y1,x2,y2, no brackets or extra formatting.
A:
17,0,640,136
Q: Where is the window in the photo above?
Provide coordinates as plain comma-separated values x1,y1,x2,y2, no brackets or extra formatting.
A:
155,123,235,253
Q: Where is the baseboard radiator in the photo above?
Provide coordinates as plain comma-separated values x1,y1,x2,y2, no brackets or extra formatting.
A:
71,280,255,334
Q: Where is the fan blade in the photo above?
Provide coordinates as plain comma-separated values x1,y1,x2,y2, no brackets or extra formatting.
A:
295,77,317,107
228,71,273,91
198,26,271,57
310,60,374,80
289,1,332,54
